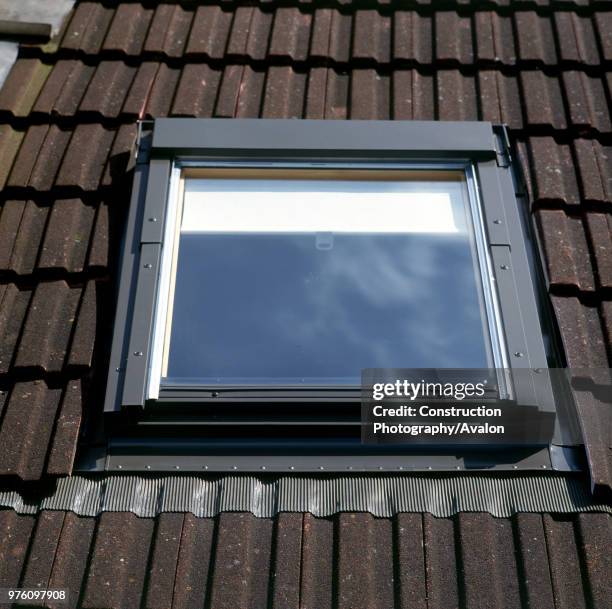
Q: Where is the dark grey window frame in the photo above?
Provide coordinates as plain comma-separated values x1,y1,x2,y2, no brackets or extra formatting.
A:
99,119,573,473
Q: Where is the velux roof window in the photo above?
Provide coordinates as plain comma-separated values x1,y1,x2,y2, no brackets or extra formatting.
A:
100,120,570,473
160,170,495,389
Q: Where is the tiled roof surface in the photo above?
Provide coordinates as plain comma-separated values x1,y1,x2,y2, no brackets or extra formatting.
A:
0,508,610,609
0,2,611,607
0,0,609,485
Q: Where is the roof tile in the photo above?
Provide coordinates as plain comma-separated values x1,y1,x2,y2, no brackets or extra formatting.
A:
0,126,23,190
39,199,95,274
144,513,184,609
79,61,137,117
262,66,307,118
521,72,566,129
0,381,62,479
270,513,302,608
353,10,391,63
0,201,49,275
584,213,612,291
0,510,36,587
171,514,215,609
185,6,233,58
394,12,432,63
474,13,516,64
122,61,159,119
143,64,181,118
209,513,273,608
555,13,600,66
67,281,98,369
29,126,72,191
562,72,611,134
0,284,30,374
514,514,555,608
56,125,115,190
423,514,459,606
300,514,333,609
574,140,612,206
337,513,394,609
327,11,352,64
46,380,82,475
102,123,137,187
61,1,114,54
543,514,586,609
349,70,390,119
394,514,427,608
522,138,580,206
515,12,556,64
19,510,65,590
551,296,609,367
0,59,51,117
594,13,612,61
7,125,49,188
575,514,612,606
171,64,222,117
437,71,477,121
15,281,82,372
435,12,473,64
536,210,595,291
270,8,313,62
82,513,154,609
46,511,96,598
50,61,95,118
144,5,192,58
103,4,153,55
477,71,522,128
458,514,522,608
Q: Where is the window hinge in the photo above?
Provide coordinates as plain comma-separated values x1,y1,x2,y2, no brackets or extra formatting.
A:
493,125,512,168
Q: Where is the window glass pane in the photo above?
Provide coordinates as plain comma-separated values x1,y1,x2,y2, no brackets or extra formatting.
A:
162,170,493,386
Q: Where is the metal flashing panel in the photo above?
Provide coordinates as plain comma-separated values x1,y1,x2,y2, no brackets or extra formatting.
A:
0,474,608,519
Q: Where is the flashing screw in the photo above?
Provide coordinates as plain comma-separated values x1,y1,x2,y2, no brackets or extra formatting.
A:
232,466,238,470
144,263,152,269
500,264,509,270
319,466,325,470
514,351,524,358
117,465,123,470
146,465,151,470
289,466,295,471
134,351,143,356
261,466,266,470
148,217,158,222
493,219,502,225
542,465,547,469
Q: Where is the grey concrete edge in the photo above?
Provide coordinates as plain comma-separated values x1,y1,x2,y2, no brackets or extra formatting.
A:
0,475,609,519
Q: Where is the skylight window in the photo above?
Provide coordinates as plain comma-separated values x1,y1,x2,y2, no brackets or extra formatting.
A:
158,170,494,388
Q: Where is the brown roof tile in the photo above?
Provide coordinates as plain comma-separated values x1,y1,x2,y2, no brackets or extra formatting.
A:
46,379,83,475
15,281,82,372
185,6,233,58
536,210,596,292
0,58,51,118
551,296,609,368
81,512,155,609
56,125,116,190
171,64,222,117
61,1,114,54
103,4,153,55
79,61,137,117
0,126,23,190
144,4,192,58
515,12,557,64
0,284,30,374
0,381,63,479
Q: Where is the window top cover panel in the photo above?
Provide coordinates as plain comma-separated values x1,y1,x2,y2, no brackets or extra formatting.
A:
161,169,493,387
